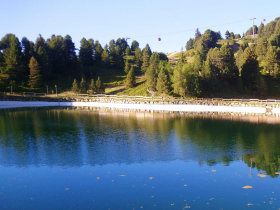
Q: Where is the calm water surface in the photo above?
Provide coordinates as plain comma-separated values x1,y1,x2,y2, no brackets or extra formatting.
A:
0,108,280,209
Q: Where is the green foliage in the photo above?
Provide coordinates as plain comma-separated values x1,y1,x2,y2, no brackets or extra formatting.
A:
135,48,142,67
79,38,94,77
141,46,150,72
96,76,105,93
2,34,24,80
156,67,170,94
255,38,267,59
94,41,103,63
241,47,259,91
235,48,244,74
265,46,277,76
102,44,110,66
126,66,135,88
124,60,130,74
80,78,87,94
28,57,42,88
234,34,241,39
89,79,96,94
131,40,139,51
186,38,194,50
71,78,79,93
256,76,267,98
245,25,258,36
125,46,130,56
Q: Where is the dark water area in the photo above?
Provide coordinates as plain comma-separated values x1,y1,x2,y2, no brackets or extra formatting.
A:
0,108,280,209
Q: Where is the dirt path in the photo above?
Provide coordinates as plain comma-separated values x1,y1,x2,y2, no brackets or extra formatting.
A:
167,52,178,62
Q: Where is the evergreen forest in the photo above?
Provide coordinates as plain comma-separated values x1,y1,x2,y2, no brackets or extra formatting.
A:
1,16,280,98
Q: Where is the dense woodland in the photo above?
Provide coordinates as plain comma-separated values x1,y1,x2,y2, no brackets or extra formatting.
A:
1,17,280,98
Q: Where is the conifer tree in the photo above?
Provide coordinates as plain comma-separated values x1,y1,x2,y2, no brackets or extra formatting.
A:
131,40,139,51
126,66,135,88
80,78,87,93
241,47,259,91
96,76,104,93
3,34,24,80
89,79,96,94
101,44,110,65
71,78,79,93
195,28,202,39
125,46,130,56
94,41,103,63
141,48,150,72
124,60,130,73
135,48,142,67
156,68,169,94
265,46,277,76
28,57,42,88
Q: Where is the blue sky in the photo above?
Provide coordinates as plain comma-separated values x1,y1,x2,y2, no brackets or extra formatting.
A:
1,0,280,53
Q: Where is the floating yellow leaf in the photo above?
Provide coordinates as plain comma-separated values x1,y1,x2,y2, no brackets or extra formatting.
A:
112,180,114,182
184,184,187,187
171,203,175,205
275,172,280,174
183,206,190,209
258,174,267,178
65,188,69,190
247,203,254,206
151,196,154,197
119,175,126,177
211,169,216,172
149,177,153,180
243,185,253,189
96,177,100,179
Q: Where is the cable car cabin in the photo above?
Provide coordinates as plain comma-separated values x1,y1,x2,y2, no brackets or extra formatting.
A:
158,37,161,41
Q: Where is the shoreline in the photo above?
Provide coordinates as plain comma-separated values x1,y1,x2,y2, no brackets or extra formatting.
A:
0,101,274,113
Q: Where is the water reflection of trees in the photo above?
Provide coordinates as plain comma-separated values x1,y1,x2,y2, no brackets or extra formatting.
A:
0,108,280,177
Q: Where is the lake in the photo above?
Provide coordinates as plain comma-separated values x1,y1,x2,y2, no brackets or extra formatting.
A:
0,107,279,209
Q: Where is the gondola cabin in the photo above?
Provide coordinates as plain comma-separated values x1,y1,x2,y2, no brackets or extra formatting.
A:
158,37,161,41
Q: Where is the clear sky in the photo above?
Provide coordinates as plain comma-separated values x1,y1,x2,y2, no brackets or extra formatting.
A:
1,0,280,53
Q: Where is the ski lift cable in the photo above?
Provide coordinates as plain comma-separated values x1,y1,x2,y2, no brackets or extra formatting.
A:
130,14,280,40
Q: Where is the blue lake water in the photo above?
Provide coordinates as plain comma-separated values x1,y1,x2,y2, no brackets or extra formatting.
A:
0,108,280,209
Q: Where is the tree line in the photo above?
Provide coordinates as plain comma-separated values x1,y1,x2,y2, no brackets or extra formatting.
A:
142,17,280,98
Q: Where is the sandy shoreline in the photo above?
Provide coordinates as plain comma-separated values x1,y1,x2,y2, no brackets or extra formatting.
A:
0,101,274,113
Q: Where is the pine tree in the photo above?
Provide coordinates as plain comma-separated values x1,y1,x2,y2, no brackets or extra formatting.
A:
124,60,130,73
265,46,277,76
89,79,96,94
101,44,110,65
131,40,139,51
125,46,130,56
3,34,24,80
79,38,94,77
94,40,103,63
135,48,142,67
274,63,280,78
126,66,135,88
71,78,79,93
185,38,194,50
241,47,259,91
96,76,104,93
225,30,230,39
28,57,42,88
156,68,169,94
80,78,87,94
141,48,150,72
195,28,201,39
